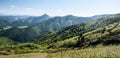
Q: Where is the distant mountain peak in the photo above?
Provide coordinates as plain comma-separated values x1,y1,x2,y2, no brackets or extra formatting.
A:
41,14,49,17
64,15,78,18
65,15,74,17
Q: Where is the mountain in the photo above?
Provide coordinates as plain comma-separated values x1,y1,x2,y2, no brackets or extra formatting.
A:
0,19,12,31
13,14,109,42
0,14,50,26
0,14,111,43
46,22,120,48
36,14,120,48
0,27,25,42
12,14,50,26
0,15,29,22
0,13,119,55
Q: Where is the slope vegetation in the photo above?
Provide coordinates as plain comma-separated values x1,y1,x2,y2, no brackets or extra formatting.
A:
36,14,120,48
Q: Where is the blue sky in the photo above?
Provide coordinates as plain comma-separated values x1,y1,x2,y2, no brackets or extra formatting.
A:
0,0,120,16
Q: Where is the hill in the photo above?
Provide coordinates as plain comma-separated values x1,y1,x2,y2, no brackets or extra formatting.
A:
0,19,11,31
12,14,50,26
0,14,108,42
36,14,120,48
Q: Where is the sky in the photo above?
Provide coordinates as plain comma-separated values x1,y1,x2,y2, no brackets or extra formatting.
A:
0,0,120,16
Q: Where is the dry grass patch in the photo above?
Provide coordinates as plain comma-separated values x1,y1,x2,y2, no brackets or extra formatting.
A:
46,46,120,58
0,53,47,58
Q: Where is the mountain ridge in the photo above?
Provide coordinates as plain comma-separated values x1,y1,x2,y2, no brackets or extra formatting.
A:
0,13,115,43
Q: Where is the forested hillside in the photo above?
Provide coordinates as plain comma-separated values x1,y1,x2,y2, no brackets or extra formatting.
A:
36,14,120,48
0,19,11,30
46,22,120,48
0,14,108,42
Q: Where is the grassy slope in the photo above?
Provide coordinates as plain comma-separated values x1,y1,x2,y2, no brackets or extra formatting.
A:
36,14,120,46
0,53,47,58
0,45,119,58
46,45,120,58
0,37,14,46
47,22,120,48
0,43,44,55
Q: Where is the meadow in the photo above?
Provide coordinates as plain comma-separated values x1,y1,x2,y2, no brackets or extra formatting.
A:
46,45,120,58
0,53,47,58
0,45,120,58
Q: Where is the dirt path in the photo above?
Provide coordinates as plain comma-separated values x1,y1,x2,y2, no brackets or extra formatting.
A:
0,53,47,58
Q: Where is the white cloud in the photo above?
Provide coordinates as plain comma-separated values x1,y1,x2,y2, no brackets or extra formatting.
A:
10,5,15,8
27,8,33,10
56,10,63,12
